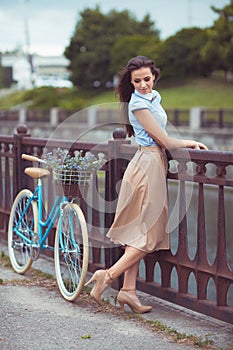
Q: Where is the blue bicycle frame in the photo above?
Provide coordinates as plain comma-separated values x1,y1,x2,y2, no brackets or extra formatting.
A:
14,177,69,250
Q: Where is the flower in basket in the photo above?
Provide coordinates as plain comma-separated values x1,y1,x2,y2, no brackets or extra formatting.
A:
43,148,106,185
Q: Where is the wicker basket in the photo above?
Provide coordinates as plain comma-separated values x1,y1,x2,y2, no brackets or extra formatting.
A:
53,169,92,198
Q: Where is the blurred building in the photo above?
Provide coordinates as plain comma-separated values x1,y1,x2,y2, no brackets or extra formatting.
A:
0,53,72,89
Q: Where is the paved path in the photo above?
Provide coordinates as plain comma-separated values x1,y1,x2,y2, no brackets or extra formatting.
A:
0,240,232,350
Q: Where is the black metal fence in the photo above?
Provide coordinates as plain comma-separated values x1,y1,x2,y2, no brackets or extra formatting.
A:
201,109,233,128
0,124,233,324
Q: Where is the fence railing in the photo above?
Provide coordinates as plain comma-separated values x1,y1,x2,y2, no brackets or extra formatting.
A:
1,107,233,129
201,109,233,128
0,124,233,324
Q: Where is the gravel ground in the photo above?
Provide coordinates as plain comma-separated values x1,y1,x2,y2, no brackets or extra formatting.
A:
0,240,233,350
0,282,199,350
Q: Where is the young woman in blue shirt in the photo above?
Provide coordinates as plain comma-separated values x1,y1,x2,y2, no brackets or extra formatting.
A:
86,56,208,313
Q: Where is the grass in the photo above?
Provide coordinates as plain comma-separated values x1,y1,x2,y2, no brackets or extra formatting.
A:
84,77,233,110
1,76,233,110
0,251,11,268
159,78,233,109
85,91,118,106
145,319,215,348
0,250,56,288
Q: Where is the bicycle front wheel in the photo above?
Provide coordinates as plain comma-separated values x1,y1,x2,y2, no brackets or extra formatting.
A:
8,189,38,274
54,203,89,301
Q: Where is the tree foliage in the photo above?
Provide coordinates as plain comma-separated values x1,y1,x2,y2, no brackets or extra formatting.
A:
64,7,160,89
201,0,233,76
157,28,211,79
65,2,233,89
110,35,161,75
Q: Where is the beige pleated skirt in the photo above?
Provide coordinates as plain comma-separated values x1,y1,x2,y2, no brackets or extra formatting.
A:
106,146,170,253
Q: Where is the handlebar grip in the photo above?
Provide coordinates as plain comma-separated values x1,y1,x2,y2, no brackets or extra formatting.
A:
22,154,41,163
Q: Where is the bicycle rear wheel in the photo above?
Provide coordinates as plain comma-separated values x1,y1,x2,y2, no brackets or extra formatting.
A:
54,203,89,301
8,189,38,274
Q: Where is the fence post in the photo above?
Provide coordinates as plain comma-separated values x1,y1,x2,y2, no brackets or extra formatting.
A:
50,107,59,126
219,109,224,128
13,124,31,197
87,106,97,126
174,109,179,126
19,108,26,124
105,128,128,228
105,127,130,289
190,107,203,129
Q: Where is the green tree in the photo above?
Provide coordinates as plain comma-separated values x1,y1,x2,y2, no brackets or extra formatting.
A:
110,35,161,75
64,7,160,89
157,28,211,79
0,53,3,88
201,0,233,78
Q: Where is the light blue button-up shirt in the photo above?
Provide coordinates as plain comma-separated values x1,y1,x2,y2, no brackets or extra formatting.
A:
129,89,168,146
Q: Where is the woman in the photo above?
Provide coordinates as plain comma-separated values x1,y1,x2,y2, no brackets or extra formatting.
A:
86,56,208,313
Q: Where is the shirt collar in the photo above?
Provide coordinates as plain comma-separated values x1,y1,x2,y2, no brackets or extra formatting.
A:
133,90,157,102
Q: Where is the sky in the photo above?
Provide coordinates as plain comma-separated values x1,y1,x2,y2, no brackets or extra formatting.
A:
0,0,230,56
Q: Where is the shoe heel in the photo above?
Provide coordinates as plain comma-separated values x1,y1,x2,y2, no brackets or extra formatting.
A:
117,289,152,314
85,270,113,306
118,300,125,312
85,275,95,287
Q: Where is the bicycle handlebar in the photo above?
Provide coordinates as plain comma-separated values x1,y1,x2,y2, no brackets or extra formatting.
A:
22,154,46,164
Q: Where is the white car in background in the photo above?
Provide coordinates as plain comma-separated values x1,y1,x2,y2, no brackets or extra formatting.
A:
35,75,73,88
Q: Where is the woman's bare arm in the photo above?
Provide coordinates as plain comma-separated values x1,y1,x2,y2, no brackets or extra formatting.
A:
134,109,208,150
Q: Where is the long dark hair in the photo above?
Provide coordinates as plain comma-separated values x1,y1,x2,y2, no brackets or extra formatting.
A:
116,56,160,137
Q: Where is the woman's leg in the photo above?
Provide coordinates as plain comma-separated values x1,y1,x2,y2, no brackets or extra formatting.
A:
122,260,140,290
85,246,146,306
114,247,152,312
108,246,146,281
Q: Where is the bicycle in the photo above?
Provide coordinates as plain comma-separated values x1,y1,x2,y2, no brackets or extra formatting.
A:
8,153,89,301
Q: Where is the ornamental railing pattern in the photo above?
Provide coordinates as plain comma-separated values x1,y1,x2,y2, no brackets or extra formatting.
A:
0,124,232,324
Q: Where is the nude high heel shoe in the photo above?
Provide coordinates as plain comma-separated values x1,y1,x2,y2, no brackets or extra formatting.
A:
85,269,113,305
117,289,152,314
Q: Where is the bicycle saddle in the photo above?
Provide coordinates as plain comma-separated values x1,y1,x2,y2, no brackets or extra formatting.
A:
24,167,50,179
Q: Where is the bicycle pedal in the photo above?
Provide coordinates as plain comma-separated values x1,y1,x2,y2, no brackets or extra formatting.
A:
30,235,40,261
31,248,40,261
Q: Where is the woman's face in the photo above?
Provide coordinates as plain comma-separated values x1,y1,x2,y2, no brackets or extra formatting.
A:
131,67,155,95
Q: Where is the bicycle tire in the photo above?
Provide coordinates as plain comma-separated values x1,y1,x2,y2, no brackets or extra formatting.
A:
8,189,38,274
54,203,89,301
